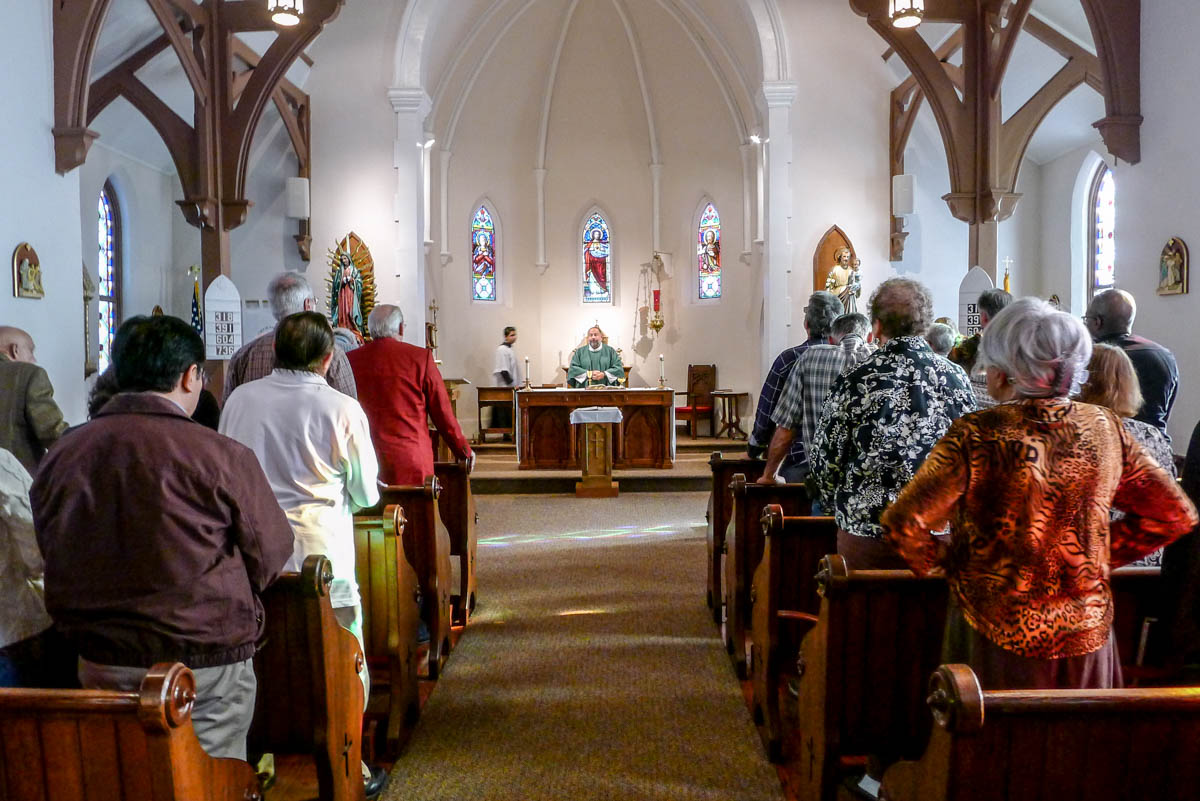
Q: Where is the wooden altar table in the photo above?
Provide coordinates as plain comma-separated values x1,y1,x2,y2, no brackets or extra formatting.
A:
517,388,675,470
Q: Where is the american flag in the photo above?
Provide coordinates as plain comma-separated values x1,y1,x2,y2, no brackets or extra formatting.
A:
190,278,202,335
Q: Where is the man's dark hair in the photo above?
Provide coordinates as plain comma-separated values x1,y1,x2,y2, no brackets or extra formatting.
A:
805,291,843,339
114,315,205,393
274,311,334,372
869,278,934,339
503,326,516,338
979,288,1013,320
832,313,869,339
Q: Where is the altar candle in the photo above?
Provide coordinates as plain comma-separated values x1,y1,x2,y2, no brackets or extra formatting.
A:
653,289,661,312
525,356,530,382
659,354,665,383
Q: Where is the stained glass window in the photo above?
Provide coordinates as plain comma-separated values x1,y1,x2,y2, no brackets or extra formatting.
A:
697,202,721,299
97,184,120,372
1090,167,1116,297
582,212,612,304
471,205,497,302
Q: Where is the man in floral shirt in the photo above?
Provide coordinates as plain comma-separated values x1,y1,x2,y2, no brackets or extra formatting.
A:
810,278,976,568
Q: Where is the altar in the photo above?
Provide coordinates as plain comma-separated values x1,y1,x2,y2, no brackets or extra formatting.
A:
516,388,675,469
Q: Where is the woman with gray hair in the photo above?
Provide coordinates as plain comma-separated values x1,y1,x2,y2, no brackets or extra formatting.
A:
881,297,1197,690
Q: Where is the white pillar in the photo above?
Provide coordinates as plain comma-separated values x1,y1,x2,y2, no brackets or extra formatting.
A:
650,162,663,254
387,88,431,346
740,143,754,261
534,167,548,274
761,81,797,376
439,148,452,266
421,130,434,247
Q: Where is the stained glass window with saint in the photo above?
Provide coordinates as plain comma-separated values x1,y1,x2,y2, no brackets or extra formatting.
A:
471,206,497,301
97,186,119,372
582,212,611,304
697,202,721,299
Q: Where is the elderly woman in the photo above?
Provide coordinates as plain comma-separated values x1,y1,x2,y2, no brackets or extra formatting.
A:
880,298,1197,689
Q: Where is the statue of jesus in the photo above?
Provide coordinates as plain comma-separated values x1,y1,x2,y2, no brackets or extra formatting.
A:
567,325,624,387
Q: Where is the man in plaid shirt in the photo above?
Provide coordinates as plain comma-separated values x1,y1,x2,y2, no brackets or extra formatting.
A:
758,313,873,485
747,292,843,475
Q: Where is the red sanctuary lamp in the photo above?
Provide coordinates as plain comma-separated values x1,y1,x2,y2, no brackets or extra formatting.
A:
650,289,664,334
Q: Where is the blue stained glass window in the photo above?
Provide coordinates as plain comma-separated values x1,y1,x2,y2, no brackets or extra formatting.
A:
697,202,721,299
97,186,119,372
1092,168,1116,294
582,212,611,304
471,206,497,301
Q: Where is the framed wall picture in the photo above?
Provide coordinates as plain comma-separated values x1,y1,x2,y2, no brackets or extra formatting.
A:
12,242,44,299
1157,237,1189,296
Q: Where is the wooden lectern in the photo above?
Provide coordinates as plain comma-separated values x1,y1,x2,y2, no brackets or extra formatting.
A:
570,406,622,498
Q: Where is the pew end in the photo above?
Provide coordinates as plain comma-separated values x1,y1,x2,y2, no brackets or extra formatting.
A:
249,555,367,801
0,661,262,801
434,460,479,626
881,664,1200,801
354,503,421,760
706,453,766,623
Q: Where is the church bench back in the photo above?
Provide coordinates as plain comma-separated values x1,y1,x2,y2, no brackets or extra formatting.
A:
706,452,765,624
0,663,261,801
434,460,478,626
364,477,454,679
725,475,811,678
248,555,366,801
881,664,1200,801
353,504,421,760
749,507,839,760
794,555,949,797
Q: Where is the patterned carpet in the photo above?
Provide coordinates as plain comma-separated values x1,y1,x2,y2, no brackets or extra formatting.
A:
381,492,783,801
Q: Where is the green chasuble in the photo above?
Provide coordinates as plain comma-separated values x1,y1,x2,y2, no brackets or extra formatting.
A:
568,345,624,386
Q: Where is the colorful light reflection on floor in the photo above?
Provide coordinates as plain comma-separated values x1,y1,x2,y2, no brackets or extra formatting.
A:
479,523,694,547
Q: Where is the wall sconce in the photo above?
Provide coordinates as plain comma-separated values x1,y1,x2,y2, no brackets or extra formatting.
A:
269,0,304,27
889,0,924,29
285,176,312,261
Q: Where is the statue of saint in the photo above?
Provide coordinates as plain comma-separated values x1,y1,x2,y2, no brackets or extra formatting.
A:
331,250,363,335
824,247,861,313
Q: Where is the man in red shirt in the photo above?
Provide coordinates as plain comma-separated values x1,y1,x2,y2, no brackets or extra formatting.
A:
348,305,473,484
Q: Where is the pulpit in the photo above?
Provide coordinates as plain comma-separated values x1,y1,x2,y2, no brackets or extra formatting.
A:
569,406,622,498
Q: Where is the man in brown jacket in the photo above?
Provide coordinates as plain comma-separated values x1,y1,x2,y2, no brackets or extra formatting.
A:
0,327,66,474
32,315,294,760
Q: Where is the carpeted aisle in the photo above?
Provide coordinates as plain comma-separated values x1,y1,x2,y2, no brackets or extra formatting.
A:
382,492,783,801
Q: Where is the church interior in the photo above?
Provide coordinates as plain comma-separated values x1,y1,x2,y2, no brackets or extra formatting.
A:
4,1,1200,799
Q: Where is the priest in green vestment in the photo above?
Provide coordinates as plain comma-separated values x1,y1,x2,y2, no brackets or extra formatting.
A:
567,326,624,387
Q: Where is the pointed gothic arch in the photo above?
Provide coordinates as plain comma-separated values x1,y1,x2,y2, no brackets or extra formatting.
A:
579,205,616,306
469,198,505,304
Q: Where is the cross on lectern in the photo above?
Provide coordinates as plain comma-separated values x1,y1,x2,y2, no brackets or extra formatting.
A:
1002,257,1015,272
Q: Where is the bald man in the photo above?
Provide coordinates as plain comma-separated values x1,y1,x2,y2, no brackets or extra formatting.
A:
0,327,67,473
1084,289,1179,435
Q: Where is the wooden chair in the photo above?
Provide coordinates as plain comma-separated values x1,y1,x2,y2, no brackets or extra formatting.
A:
249,555,367,801
0,662,261,801
362,477,454,679
749,506,839,760
674,364,716,438
706,453,766,624
353,504,421,760
724,474,811,677
792,555,949,795
881,663,1200,801
434,460,479,625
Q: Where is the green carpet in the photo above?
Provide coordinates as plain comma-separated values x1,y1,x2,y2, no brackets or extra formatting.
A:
381,492,783,801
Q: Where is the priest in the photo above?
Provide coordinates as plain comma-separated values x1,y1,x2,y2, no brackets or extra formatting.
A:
568,326,624,387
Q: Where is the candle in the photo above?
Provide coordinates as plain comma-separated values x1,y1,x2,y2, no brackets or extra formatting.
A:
525,356,530,384
659,354,665,384
653,289,661,312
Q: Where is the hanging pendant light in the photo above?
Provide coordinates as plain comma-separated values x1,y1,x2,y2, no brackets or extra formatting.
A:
890,0,924,29
268,0,304,26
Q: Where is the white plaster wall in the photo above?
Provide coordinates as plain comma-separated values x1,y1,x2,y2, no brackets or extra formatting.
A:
1037,143,1107,315
1109,0,1200,446
998,159,1043,299
0,0,87,424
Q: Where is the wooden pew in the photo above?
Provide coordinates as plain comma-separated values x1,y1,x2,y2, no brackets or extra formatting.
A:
249,555,367,801
724,474,811,677
749,506,838,760
363,477,454,679
434,460,478,626
792,554,949,796
353,504,421,760
881,663,1200,801
706,452,765,624
1109,566,1163,680
0,662,261,801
